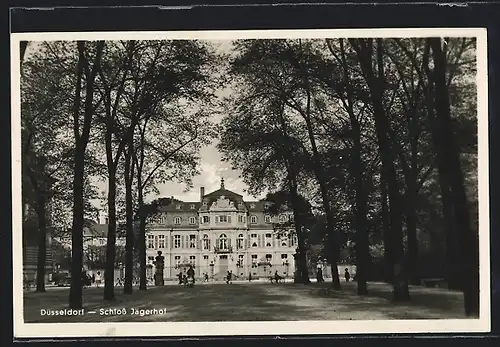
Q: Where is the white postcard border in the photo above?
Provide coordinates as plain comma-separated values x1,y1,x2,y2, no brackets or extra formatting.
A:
11,27,490,338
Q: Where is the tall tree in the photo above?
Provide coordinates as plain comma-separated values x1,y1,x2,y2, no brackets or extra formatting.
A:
349,38,410,301
69,41,104,309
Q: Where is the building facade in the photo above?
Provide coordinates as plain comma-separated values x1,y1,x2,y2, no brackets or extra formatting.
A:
146,179,297,280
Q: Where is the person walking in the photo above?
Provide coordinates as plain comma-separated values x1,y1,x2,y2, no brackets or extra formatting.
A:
95,271,102,288
344,268,351,282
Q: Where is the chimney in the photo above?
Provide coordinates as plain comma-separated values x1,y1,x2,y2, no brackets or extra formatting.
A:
200,187,205,202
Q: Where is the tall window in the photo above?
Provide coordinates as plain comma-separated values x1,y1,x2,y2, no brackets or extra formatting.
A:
281,254,288,259
238,215,244,223
148,256,154,264
189,235,196,248
158,235,165,248
264,215,271,223
279,215,286,223
189,217,196,225
174,235,181,249
219,215,227,223
266,254,272,262
203,216,210,223
174,217,181,225
250,216,257,224
174,256,181,266
237,234,244,249
159,215,167,224
203,234,210,250
189,255,196,265
147,235,154,249
251,254,258,267
289,214,294,222
218,233,228,250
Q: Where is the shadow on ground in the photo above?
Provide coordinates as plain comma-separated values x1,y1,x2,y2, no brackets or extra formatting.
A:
23,281,469,323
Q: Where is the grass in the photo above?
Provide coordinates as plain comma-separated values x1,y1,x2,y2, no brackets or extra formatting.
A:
23,281,470,323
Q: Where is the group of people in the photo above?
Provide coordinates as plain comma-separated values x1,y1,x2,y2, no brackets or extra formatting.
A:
178,265,196,287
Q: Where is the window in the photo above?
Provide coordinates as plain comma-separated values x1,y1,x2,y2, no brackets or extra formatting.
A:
238,215,244,223
202,201,207,207
281,254,288,259
203,234,210,250
266,242,272,247
189,255,196,265
289,214,294,222
174,256,181,265
265,233,272,238
203,255,209,260
158,235,165,248
251,233,257,238
159,215,167,224
264,203,270,209
189,217,196,225
174,217,181,225
100,239,105,245
218,234,228,250
251,254,258,267
281,241,288,247
279,215,287,223
237,234,244,249
189,235,196,248
219,215,227,223
266,254,272,261
250,216,257,224
238,254,244,267
252,242,257,248
147,235,154,249
176,204,182,210
148,256,154,263
250,203,256,209
203,216,210,223
174,235,181,249
264,215,271,223
190,204,196,210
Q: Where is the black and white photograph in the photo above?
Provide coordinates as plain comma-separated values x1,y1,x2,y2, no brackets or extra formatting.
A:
11,29,490,337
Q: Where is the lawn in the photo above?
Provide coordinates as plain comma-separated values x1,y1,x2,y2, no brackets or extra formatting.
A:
23,281,469,323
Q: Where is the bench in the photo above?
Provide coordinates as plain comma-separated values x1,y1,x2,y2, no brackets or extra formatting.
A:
422,278,445,288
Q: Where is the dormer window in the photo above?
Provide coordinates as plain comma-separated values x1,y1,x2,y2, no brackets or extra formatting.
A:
202,201,208,207
190,204,196,210
174,217,181,225
264,215,271,223
250,203,256,209
279,215,287,223
250,216,257,224
176,204,182,210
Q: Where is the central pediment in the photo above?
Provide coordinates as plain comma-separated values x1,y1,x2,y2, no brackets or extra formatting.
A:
209,195,238,211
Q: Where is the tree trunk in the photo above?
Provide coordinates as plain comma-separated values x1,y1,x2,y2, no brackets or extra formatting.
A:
381,175,393,283
429,38,478,317
138,185,147,291
35,196,47,292
351,38,410,301
287,174,310,284
69,146,85,308
405,154,420,285
351,120,369,295
124,146,135,294
104,166,118,301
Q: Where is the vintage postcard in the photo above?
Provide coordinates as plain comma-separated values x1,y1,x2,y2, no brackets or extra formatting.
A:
11,28,490,338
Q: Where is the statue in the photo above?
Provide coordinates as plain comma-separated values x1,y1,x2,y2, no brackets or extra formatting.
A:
154,251,165,286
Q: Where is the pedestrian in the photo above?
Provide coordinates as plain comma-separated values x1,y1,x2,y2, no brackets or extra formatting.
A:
344,268,351,282
226,271,231,284
178,272,183,285
248,273,252,282
95,271,102,288
187,265,195,285
204,272,209,282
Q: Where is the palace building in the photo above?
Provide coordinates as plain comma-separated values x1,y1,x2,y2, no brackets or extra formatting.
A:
145,178,297,281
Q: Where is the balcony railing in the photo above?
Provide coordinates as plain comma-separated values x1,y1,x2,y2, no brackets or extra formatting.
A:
214,246,233,254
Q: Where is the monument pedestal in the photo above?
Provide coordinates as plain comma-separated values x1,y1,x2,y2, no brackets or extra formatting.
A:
154,251,165,286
